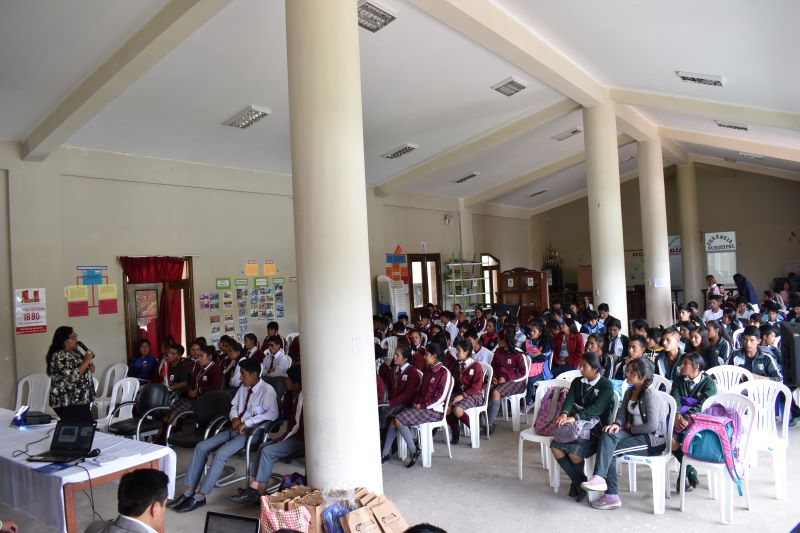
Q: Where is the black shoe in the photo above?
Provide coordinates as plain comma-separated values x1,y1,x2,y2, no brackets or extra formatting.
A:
574,487,588,502
687,465,699,488
450,432,460,445
229,487,261,504
176,497,206,513
489,423,496,435
432,427,439,437
406,449,422,468
167,493,192,510
677,476,693,494
381,454,390,464
568,482,578,498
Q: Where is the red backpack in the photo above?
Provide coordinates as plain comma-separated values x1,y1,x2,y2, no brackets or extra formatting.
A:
534,386,569,436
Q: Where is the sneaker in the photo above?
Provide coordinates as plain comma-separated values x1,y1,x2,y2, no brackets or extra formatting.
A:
581,475,608,492
591,494,622,510
381,454,390,464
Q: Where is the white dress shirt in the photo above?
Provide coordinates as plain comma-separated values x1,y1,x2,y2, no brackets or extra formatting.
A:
262,349,292,377
473,347,494,366
229,379,279,427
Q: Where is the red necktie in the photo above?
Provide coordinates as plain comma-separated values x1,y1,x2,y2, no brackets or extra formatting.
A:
239,387,253,419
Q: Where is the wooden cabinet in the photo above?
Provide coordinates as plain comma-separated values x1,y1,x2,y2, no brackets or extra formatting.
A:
498,269,549,324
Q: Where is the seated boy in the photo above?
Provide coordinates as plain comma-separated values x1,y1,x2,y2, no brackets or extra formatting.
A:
262,336,292,377
728,326,782,381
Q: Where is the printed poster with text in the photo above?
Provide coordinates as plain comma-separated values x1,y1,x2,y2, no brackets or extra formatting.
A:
15,288,47,334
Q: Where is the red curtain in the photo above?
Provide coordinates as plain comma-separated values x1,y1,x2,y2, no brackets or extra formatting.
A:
120,256,186,352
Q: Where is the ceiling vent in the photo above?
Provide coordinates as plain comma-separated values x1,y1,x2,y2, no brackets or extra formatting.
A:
223,105,270,129
451,172,480,184
737,151,765,160
715,120,749,132
528,189,549,198
381,143,417,159
550,127,583,142
618,155,635,165
358,1,396,33
676,71,725,87
491,76,527,97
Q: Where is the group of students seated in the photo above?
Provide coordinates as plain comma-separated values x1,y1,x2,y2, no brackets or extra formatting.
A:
373,281,800,509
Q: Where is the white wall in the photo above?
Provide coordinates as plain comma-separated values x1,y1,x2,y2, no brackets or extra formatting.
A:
473,213,532,270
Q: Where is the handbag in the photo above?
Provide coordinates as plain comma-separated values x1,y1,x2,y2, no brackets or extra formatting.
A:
553,416,599,443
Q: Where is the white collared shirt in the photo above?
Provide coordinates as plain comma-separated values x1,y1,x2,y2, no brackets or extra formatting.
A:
473,347,494,366
262,349,291,377
119,515,158,533
581,374,602,387
229,379,279,427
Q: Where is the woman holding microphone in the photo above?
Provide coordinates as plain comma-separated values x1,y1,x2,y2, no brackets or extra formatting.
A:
46,326,96,422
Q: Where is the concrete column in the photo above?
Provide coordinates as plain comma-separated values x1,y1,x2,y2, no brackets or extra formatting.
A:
529,214,544,270
676,163,703,305
637,140,672,327
285,0,382,492
458,198,475,260
583,102,629,332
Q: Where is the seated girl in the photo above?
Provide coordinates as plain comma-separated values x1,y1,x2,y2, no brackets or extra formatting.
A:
128,339,157,383
670,352,717,492
382,345,421,425
705,320,731,369
581,358,666,510
585,333,613,378
550,352,615,502
552,319,583,377
382,344,449,467
445,340,485,445
644,327,664,363
486,330,527,433
686,325,715,370
525,322,553,407
470,306,487,334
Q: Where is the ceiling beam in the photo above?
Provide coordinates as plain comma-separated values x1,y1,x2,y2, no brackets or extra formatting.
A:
464,135,634,207
690,154,800,183
21,0,232,161
611,88,800,131
407,0,607,106
615,104,688,164
660,127,800,164
375,99,580,197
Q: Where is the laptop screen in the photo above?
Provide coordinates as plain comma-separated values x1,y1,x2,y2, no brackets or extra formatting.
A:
52,421,95,454
203,512,259,533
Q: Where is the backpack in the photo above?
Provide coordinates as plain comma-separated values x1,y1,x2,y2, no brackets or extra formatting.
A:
681,407,743,495
534,386,569,436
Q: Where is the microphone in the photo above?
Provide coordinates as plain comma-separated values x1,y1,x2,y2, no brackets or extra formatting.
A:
77,341,93,358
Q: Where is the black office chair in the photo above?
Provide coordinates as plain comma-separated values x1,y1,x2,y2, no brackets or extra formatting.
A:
166,389,235,449
107,384,173,440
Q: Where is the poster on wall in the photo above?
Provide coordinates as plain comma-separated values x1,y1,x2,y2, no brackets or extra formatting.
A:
224,313,235,334
210,292,219,310
200,291,210,310
97,283,118,315
66,284,90,317
15,288,47,335
623,250,645,287
273,277,285,318
222,290,233,310
264,261,277,276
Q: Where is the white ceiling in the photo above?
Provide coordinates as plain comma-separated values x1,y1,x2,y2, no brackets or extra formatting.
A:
680,142,800,174
0,0,797,212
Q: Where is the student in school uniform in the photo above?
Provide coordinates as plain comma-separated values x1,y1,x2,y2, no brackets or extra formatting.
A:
381,343,450,468
220,338,243,389
586,333,613,379
760,324,782,365
670,352,717,492
157,344,190,394
452,304,464,324
630,319,649,340
486,329,527,433
601,317,629,369
445,339,485,445
470,306,487,334
397,312,411,331
582,358,666,510
728,326,783,381
705,319,732,369
597,303,610,326
480,319,500,351
442,311,460,345
260,321,287,352
433,330,458,375
703,294,724,322
466,330,494,366
552,319,583,377
613,335,653,380
231,366,305,505
261,336,292,377
644,327,664,364
550,351,615,502
408,330,427,371
416,310,433,336
167,358,278,513
128,339,157,384
382,344,422,429
226,334,262,389
579,310,604,335
655,329,685,380
167,346,222,425
242,333,265,365
525,322,553,407
686,325,714,371
182,339,203,378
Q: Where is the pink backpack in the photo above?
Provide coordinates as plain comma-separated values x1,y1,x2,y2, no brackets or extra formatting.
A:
534,386,569,436
681,407,743,495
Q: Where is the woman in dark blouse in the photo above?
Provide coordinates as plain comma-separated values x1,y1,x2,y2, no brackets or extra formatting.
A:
128,339,157,383
46,326,96,422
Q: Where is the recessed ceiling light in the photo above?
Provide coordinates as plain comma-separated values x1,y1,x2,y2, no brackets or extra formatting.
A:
715,120,749,131
381,143,417,159
528,189,549,198
358,1,396,33
491,76,527,97
676,71,725,87
618,155,635,165
223,105,270,129
550,127,582,142
451,172,479,184
737,151,765,160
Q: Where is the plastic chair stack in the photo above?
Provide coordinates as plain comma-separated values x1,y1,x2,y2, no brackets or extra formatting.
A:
15,373,51,413
94,363,129,417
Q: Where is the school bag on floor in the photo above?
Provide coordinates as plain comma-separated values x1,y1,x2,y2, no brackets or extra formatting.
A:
534,386,569,436
681,405,743,495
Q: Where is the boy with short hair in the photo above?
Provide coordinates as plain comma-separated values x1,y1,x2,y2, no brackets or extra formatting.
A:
262,336,292,377
703,294,724,322
597,303,610,326
728,326,782,381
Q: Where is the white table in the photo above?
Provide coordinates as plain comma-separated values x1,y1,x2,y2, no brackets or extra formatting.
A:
0,408,176,532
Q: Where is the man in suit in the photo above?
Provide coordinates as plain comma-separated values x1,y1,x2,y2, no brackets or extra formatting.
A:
85,469,168,533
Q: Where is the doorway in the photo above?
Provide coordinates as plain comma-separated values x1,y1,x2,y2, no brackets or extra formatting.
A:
407,253,441,323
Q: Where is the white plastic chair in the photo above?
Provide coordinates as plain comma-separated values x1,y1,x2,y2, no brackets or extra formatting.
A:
580,333,589,345
397,369,425,461
415,371,455,468
680,393,756,524
15,373,51,412
518,379,570,483
420,332,428,346
706,365,753,393
618,392,677,514
500,355,531,431
94,363,129,417
285,332,299,348
731,328,744,350
556,369,582,382
373,336,382,346
93,378,100,394
380,336,398,357
463,363,493,449
732,380,791,500
650,374,672,394
96,377,140,433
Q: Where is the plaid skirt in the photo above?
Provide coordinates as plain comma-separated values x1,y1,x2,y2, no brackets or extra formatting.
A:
494,379,527,398
381,404,407,428
549,427,600,458
167,397,195,425
396,407,442,426
452,393,484,411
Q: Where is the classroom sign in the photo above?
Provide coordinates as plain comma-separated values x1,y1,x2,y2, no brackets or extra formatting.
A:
15,288,47,335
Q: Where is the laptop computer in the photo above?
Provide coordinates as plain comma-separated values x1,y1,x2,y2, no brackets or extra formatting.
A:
203,511,259,533
27,420,97,463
